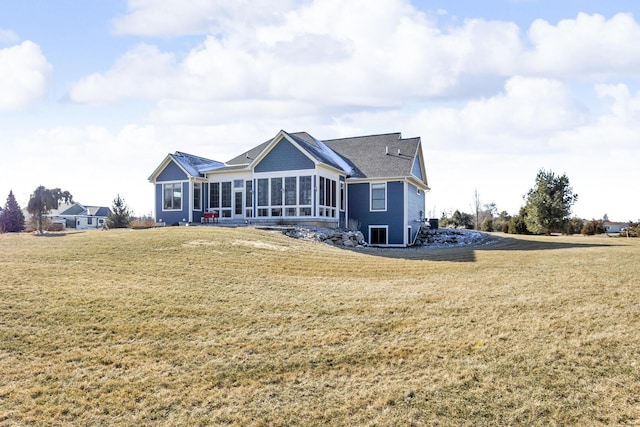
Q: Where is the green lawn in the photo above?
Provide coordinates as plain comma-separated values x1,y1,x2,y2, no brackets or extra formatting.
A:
1,227,639,426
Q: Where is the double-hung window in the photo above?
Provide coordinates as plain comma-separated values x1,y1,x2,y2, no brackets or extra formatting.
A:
370,183,386,211
163,183,182,210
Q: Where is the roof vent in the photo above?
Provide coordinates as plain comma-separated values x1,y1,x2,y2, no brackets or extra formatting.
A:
397,148,401,156
385,146,389,155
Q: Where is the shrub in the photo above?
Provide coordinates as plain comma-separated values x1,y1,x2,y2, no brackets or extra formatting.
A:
481,218,494,232
564,217,585,235
508,215,529,235
581,219,606,235
501,222,509,233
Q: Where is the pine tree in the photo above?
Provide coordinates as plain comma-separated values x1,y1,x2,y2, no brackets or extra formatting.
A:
107,194,131,228
524,169,578,234
0,190,25,233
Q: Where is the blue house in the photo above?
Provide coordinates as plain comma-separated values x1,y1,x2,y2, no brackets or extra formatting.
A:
148,130,429,246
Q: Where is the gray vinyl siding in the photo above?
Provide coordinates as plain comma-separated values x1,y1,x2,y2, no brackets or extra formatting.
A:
407,182,426,243
254,139,315,172
347,181,405,245
411,156,423,181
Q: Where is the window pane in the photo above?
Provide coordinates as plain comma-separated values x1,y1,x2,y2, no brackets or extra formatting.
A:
285,177,296,205
245,181,253,207
234,179,244,188
210,183,220,208
299,176,311,205
257,179,268,206
193,183,201,210
319,177,325,205
271,177,282,206
221,182,232,208
371,227,387,245
331,180,336,207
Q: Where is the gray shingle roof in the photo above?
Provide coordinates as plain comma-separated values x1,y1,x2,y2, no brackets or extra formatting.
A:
323,133,421,179
200,130,425,184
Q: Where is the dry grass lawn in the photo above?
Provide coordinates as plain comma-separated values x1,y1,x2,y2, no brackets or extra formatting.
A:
1,227,639,426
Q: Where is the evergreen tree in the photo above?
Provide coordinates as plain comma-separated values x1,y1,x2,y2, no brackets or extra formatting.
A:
0,190,25,233
524,169,578,234
107,194,131,228
27,186,73,234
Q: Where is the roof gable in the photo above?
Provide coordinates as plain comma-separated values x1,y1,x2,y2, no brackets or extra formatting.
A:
149,152,223,182
254,137,315,172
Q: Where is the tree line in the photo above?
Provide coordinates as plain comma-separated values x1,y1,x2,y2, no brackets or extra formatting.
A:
0,186,133,233
439,168,639,237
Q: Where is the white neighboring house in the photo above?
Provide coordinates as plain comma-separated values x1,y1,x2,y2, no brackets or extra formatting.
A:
48,203,112,230
604,221,629,235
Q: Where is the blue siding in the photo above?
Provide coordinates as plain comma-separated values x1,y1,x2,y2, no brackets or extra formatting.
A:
155,182,190,225
157,160,188,181
347,181,405,245
255,139,315,172
411,155,423,181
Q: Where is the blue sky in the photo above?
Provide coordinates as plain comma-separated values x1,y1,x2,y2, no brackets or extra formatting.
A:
1,0,639,221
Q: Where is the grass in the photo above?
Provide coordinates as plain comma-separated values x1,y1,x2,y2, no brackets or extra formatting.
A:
1,227,639,426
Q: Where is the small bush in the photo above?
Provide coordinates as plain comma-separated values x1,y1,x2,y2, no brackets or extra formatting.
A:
581,219,606,235
501,222,509,233
481,218,494,232
130,219,156,229
47,222,64,232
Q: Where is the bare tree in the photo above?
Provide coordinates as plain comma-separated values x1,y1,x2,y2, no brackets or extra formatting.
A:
471,189,482,230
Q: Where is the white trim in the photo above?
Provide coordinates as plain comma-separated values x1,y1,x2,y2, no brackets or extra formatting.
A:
404,181,409,246
370,182,387,212
368,225,389,246
161,181,185,212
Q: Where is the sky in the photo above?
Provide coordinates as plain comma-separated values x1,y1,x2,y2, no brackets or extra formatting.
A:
1,0,639,221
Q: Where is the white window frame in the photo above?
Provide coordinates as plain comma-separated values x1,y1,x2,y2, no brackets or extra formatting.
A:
162,182,183,211
369,225,388,246
370,182,387,212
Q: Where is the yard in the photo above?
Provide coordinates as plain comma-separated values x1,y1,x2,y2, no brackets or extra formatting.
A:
1,227,639,425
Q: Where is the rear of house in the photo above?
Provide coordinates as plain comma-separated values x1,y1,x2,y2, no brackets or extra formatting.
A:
149,130,429,246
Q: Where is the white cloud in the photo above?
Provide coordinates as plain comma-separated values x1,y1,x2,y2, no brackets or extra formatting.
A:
69,43,179,104
75,0,527,111
0,28,19,43
0,41,51,110
111,0,301,36
526,13,640,76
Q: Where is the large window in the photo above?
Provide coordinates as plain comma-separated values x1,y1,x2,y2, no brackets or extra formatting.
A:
163,183,182,210
193,183,201,210
209,181,232,217
371,183,386,211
